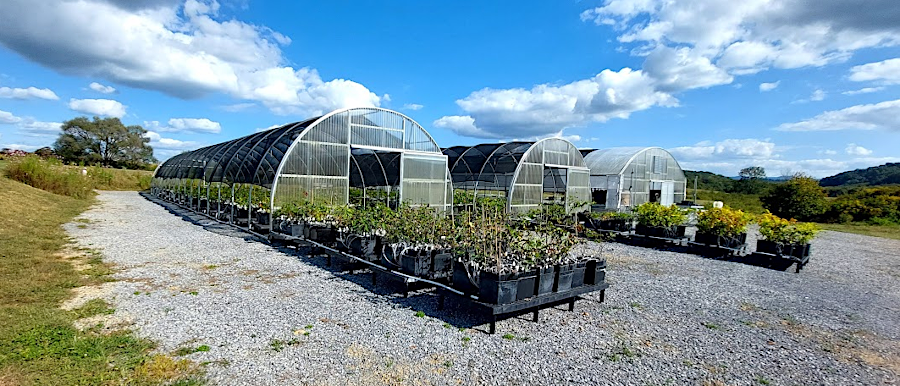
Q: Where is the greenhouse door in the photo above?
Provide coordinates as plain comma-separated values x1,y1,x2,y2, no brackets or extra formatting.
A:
399,153,451,210
660,181,674,206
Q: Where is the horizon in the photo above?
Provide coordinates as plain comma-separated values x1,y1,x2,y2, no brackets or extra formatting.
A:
0,0,898,178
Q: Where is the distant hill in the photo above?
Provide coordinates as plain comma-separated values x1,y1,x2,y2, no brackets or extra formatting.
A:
684,170,735,191
819,163,900,187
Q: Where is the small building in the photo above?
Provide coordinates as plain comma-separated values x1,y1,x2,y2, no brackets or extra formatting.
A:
443,138,591,213
581,147,686,211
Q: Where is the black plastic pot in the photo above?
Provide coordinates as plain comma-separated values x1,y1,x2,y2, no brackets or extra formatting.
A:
635,224,686,238
452,262,478,295
571,261,587,288
432,251,452,278
400,249,430,277
694,232,747,248
555,264,575,292
255,211,271,225
536,266,555,296
307,224,336,243
479,271,518,305
515,269,538,301
350,235,382,262
198,199,208,211
757,240,811,258
593,218,633,232
584,259,607,285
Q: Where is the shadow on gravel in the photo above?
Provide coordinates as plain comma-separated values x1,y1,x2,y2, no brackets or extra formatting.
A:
140,193,500,332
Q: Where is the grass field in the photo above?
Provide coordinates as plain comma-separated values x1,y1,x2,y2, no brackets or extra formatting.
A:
0,176,200,385
1,156,154,197
818,222,900,241
692,189,766,214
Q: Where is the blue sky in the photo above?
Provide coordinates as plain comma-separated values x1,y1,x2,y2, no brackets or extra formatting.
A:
1,0,898,177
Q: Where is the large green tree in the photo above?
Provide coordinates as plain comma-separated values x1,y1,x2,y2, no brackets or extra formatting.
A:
761,174,828,221
54,116,156,168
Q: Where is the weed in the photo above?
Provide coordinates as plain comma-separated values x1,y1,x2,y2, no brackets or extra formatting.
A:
175,345,211,356
414,310,425,318
71,298,114,319
443,322,452,329
755,375,771,385
270,338,301,352
304,324,313,329
502,333,515,340
442,360,453,368
702,322,721,330
189,291,199,296
461,336,471,344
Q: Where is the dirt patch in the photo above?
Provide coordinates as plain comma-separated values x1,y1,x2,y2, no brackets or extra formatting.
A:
60,282,117,310
74,312,135,332
343,343,452,386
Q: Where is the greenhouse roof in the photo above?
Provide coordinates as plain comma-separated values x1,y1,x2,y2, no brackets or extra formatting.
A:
582,146,662,176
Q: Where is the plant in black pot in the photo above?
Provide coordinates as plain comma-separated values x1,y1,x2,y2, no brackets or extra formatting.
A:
388,205,453,280
588,211,634,232
633,202,687,238
693,206,752,249
756,211,819,258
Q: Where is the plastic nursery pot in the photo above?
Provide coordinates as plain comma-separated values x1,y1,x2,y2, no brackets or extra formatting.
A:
757,240,811,258
515,269,538,301
635,224,686,238
571,261,587,288
350,235,382,262
554,263,575,292
694,232,747,249
584,259,607,286
307,224,336,243
452,261,478,296
597,219,632,232
536,266,555,296
290,222,306,238
478,271,518,305
431,250,453,279
399,249,430,277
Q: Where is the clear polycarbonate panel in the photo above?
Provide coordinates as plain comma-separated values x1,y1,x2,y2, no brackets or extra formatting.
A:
567,168,591,209
400,154,450,209
581,147,687,209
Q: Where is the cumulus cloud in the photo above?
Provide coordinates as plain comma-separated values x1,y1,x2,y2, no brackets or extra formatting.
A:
810,89,827,101
842,87,884,95
89,82,116,94
402,103,424,111
254,123,281,133
669,138,777,160
68,98,127,117
0,109,23,124
845,143,873,156
0,0,382,115
777,99,900,131
759,81,780,92
165,118,221,134
849,58,900,84
0,86,59,100
221,102,255,112
144,131,198,150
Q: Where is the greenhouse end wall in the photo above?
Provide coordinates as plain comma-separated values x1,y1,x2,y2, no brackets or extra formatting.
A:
583,147,686,211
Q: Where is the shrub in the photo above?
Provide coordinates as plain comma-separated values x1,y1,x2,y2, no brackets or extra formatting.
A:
758,211,820,245
761,175,827,221
696,207,752,237
4,155,94,199
591,211,633,220
633,203,687,228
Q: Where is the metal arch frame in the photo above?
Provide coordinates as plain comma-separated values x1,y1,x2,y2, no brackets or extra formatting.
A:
584,146,687,209
269,107,446,212
507,137,589,212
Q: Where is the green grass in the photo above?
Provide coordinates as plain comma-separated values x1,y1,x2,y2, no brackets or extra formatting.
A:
694,189,765,214
3,156,153,198
818,222,900,240
0,176,201,385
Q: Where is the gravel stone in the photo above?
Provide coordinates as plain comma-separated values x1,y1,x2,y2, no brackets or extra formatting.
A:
64,191,900,385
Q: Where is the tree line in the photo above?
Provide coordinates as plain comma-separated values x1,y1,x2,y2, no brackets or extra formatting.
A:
51,116,157,169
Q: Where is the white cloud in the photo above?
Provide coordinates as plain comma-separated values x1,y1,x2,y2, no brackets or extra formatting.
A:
818,149,838,155
18,120,62,137
143,131,198,150
641,46,733,92
777,99,900,131
165,118,221,134
254,123,281,133
68,98,126,118
0,143,41,151
221,102,255,112
0,0,382,115
810,89,826,101
845,143,873,156
89,82,116,94
669,138,776,160
759,81,780,92
582,0,900,73
402,103,424,111
0,86,59,100
0,109,23,124
842,87,884,95
849,58,900,84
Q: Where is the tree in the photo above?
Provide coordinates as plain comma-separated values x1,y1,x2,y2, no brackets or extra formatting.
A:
34,146,56,158
54,116,156,168
739,166,766,180
761,174,828,221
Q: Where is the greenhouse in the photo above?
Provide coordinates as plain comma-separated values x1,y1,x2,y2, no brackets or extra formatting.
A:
151,107,452,233
443,138,591,213
581,147,686,210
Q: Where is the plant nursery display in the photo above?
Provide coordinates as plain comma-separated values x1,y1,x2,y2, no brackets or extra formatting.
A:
633,202,688,238
693,206,752,250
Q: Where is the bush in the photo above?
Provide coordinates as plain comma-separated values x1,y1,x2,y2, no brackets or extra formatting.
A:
633,203,687,228
696,207,752,237
4,155,94,199
758,211,820,245
824,186,900,224
761,175,827,221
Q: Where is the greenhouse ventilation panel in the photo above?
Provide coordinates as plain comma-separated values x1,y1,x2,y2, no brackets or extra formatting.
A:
151,107,452,232
581,147,686,210
443,138,591,214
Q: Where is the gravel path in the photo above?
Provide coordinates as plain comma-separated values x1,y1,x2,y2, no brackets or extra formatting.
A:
65,191,900,386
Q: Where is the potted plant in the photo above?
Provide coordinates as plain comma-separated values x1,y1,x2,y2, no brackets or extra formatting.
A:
633,203,688,238
344,203,391,261
588,211,634,232
693,207,752,249
756,212,819,258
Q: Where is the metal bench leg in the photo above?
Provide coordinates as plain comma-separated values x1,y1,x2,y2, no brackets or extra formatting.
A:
372,271,377,286
489,315,496,335
600,289,606,303
568,298,576,311
438,293,445,310
532,309,539,322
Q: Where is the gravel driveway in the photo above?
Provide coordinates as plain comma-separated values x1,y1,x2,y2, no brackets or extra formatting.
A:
64,191,900,386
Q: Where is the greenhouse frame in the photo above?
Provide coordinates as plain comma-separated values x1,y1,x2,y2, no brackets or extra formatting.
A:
151,107,452,233
443,138,591,213
581,147,686,211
